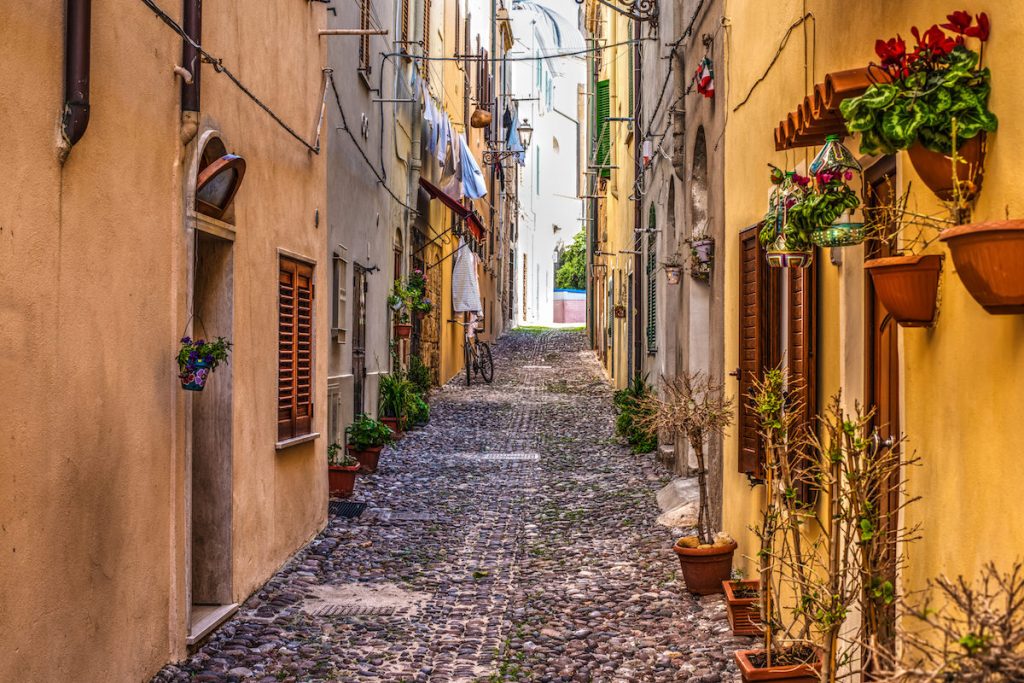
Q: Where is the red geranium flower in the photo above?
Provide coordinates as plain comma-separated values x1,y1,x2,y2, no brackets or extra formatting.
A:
911,24,956,58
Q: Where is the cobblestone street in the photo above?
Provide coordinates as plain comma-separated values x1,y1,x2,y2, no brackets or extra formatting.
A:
154,329,750,683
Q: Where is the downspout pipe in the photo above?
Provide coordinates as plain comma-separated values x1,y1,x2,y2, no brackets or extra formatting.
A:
59,0,91,162
180,0,202,144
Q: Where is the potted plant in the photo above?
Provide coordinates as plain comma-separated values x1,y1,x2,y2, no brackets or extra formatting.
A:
408,393,430,428
408,355,433,396
345,414,393,473
612,374,658,455
688,237,715,283
761,167,814,268
841,11,997,201
636,372,736,595
379,372,414,437
723,578,763,637
663,256,683,285
327,443,360,497
389,281,413,338
939,219,1024,314
801,135,867,249
176,336,232,391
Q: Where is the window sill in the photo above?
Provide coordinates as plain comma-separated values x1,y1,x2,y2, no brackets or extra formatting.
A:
276,432,320,451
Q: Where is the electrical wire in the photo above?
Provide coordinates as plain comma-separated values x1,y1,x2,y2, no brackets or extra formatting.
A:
732,12,813,112
139,0,323,154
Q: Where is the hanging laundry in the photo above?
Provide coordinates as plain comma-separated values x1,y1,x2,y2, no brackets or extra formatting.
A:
696,57,715,98
423,95,439,155
435,111,450,165
451,237,482,313
503,106,514,143
459,135,487,200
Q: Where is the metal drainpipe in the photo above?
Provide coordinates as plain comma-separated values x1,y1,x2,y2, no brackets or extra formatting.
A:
59,0,91,162
180,0,201,144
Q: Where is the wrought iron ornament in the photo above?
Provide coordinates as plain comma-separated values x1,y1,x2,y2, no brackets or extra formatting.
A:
577,0,658,26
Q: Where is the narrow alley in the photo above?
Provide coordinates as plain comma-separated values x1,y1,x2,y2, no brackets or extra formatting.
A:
154,329,748,683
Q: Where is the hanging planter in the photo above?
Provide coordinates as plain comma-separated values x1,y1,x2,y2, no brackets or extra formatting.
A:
177,336,231,392
664,265,682,285
907,133,986,202
806,135,866,248
394,322,413,338
761,168,813,269
939,219,1024,314
864,254,944,327
723,580,763,636
840,13,996,203
690,237,715,282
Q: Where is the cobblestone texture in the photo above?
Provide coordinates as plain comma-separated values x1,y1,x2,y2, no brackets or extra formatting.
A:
152,329,751,682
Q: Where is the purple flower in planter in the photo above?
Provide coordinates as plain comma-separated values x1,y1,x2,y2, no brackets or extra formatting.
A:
181,336,192,345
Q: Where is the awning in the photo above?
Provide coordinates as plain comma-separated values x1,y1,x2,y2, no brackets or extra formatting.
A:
774,67,891,150
419,177,484,239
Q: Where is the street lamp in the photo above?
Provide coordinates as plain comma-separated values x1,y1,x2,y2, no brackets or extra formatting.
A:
482,118,535,164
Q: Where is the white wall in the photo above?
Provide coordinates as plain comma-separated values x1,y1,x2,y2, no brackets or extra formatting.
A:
509,0,586,325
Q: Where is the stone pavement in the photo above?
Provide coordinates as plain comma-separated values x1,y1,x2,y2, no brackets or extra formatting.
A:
153,329,752,683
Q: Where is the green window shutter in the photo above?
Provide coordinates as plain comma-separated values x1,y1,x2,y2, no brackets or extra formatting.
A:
646,206,657,352
627,47,634,128
595,79,610,179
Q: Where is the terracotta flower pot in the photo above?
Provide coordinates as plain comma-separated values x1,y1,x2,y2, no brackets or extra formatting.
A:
347,444,383,473
673,539,737,595
327,463,360,497
939,220,1024,314
864,254,944,327
735,648,822,682
723,580,763,636
907,134,986,202
381,416,404,439
665,266,682,285
394,323,413,339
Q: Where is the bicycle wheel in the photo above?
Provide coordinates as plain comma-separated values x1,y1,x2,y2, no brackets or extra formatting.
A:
464,341,473,386
478,342,494,384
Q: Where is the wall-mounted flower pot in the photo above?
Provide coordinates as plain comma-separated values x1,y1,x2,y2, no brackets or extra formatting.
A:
614,304,627,319
327,463,360,497
691,238,715,282
394,323,413,338
665,266,682,285
672,539,737,595
179,359,211,391
907,133,986,202
381,416,404,438
864,254,944,327
348,445,383,474
766,249,813,269
735,647,822,682
939,220,1024,314
723,580,763,636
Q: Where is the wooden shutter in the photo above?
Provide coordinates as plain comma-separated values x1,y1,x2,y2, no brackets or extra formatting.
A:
421,0,431,78
401,0,409,48
788,255,818,501
646,206,657,352
737,226,779,476
359,0,371,72
595,79,610,178
279,257,315,441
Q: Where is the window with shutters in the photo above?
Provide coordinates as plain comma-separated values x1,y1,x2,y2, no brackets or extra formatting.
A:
736,225,780,477
787,256,818,503
358,0,371,74
332,248,349,343
646,204,657,352
595,79,610,178
400,0,409,49
278,257,315,444
421,0,431,78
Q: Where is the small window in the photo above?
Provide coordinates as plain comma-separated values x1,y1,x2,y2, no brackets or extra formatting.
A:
333,248,349,343
279,257,315,442
196,154,246,220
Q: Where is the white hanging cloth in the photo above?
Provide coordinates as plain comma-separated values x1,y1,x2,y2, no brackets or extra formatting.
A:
459,134,487,199
451,237,482,313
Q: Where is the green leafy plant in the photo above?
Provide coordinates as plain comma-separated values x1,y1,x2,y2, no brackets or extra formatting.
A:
788,170,861,239
612,373,658,454
760,168,813,251
840,12,997,156
327,442,358,467
344,415,394,451
176,335,232,372
408,355,433,395
408,394,430,426
379,372,417,421
555,230,586,290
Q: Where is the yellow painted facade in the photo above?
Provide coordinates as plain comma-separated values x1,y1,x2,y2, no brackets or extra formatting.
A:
719,0,1024,630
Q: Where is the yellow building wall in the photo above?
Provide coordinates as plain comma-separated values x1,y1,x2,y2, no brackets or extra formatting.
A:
720,0,1024,616
0,2,327,680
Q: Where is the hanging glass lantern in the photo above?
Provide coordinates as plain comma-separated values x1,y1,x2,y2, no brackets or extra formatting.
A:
809,134,867,248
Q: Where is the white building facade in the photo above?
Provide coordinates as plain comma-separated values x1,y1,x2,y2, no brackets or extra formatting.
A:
509,0,586,325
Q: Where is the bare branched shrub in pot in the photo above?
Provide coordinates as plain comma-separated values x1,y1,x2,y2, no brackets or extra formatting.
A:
636,372,735,595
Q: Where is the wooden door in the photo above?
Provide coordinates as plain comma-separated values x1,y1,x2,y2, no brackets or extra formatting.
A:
864,158,900,654
352,265,368,416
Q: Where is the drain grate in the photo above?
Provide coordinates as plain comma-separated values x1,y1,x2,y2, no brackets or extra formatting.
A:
328,501,367,519
305,603,399,617
452,451,540,462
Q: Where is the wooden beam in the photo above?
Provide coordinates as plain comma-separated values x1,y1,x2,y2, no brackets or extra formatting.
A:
318,28,389,36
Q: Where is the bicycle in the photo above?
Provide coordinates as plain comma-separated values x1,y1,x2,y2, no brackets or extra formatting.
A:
449,318,494,385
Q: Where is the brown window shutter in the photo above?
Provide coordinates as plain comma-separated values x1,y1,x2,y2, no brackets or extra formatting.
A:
359,0,371,72
422,0,431,78
788,255,818,502
401,0,409,46
279,257,315,441
738,226,771,476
